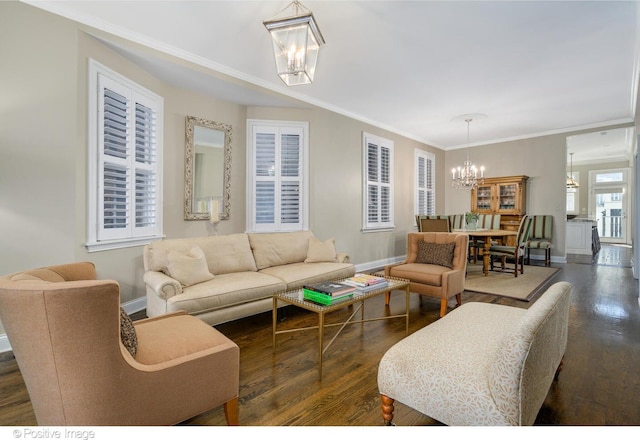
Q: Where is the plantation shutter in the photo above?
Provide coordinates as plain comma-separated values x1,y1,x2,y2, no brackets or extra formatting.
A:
364,133,394,230
97,74,159,241
251,123,304,231
416,150,435,215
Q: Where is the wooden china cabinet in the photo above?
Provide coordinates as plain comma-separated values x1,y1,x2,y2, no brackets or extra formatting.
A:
471,175,528,246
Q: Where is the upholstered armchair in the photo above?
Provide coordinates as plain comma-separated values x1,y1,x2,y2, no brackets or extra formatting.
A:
0,262,240,426
384,232,468,317
525,215,554,266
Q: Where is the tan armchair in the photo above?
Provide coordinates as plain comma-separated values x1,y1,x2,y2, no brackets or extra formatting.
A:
384,232,468,317
0,262,239,426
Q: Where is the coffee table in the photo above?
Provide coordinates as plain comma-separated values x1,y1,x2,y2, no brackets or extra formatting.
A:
272,276,410,379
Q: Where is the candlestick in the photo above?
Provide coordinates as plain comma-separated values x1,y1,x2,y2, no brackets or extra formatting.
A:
209,200,220,224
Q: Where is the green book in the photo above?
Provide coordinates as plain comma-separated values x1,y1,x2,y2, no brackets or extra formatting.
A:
303,289,354,305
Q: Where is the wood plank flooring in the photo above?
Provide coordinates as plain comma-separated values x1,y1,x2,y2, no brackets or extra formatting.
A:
1,245,639,426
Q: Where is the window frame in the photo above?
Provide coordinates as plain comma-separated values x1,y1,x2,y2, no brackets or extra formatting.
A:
362,132,394,232
246,119,309,233
86,59,164,252
415,149,436,216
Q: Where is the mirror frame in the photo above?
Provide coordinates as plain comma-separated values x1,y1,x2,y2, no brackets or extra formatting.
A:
184,115,232,220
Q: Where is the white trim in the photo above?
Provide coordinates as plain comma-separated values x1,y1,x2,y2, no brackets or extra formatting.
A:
86,235,164,252
362,132,395,232
415,148,436,216
245,119,309,233
86,59,164,251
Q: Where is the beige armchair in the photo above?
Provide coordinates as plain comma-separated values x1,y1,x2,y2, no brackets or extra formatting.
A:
384,232,468,317
0,262,239,426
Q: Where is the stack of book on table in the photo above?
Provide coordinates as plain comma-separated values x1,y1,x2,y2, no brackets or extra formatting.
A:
302,281,356,306
341,273,389,292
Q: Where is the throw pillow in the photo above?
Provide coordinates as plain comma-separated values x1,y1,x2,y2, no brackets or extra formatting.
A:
304,237,337,263
415,241,456,269
167,246,214,287
120,307,137,358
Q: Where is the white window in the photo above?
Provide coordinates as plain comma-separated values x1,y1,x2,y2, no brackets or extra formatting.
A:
247,119,309,232
566,171,579,214
86,59,163,252
415,149,435,216
363,132,394,231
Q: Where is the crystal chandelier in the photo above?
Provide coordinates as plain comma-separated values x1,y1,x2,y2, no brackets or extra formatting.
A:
263,1,325,86
452,117,485,191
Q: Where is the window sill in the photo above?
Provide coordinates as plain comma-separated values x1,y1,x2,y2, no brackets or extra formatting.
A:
85,235,164,253
361,226,395,233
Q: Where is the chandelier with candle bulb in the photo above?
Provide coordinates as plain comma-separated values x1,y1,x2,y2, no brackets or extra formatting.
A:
452,116,486,191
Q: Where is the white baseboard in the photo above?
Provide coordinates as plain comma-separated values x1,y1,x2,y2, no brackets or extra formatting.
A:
355,256,405,273
0,335,11,354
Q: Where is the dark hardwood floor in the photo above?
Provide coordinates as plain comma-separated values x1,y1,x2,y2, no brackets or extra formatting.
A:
1,245,639,426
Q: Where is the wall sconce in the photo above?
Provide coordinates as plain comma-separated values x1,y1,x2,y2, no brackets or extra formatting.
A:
263,0,325,86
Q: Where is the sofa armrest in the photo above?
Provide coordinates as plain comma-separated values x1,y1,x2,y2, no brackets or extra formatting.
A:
336,252,350,264
143,271,182,300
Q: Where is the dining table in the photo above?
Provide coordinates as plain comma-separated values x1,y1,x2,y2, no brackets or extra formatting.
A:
452,228,518,276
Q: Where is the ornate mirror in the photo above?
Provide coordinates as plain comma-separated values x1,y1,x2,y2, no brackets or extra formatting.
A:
184,116,232,220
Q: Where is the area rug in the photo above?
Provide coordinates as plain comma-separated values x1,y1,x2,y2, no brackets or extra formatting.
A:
464,263,561,301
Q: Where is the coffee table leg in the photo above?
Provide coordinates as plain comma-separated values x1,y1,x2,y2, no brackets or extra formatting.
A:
272,296,278,352
318,311,324,380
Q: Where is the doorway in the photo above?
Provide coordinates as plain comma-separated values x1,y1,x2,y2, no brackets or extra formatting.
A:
589,168,630,244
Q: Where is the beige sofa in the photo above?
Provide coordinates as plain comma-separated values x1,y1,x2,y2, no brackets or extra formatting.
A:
378,281,572,426
143,231,355,325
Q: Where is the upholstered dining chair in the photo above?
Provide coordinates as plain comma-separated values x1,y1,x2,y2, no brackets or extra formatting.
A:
415,215,450,231
0,262,240,426
489,215,532,277
420,218,450,232
525,215,554,266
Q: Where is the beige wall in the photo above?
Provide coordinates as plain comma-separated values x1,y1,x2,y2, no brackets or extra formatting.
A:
1,2,637,342
0,2,443,336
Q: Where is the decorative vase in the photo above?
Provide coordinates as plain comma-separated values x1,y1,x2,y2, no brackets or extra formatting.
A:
466,220,477,230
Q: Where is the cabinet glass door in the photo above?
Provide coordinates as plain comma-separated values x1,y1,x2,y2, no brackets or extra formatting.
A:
475,184,492,212
498,183,518,211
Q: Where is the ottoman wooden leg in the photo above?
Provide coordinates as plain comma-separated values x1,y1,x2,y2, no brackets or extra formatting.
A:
381,394,395,425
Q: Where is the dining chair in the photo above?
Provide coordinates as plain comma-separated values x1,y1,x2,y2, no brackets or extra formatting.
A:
525,215,553,266
416,215,450,231
420,218,450,232
489,216,532,277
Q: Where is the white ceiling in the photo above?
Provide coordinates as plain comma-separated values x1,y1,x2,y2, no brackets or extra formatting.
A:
26,0,640,164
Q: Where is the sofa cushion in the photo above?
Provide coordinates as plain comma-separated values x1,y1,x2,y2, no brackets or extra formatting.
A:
167,272,285,315
145,234,257,275
304,237,337,263
248,231,314,270
260,262,355,290
388,263,449,287
134,314,237,366
167,246,214,287
415,241,455,268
